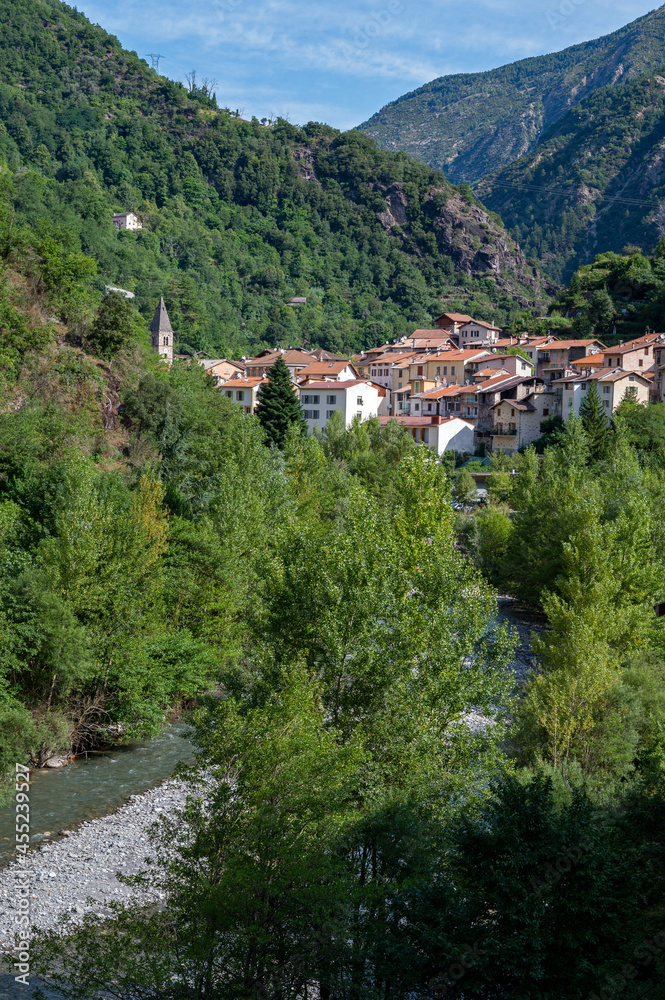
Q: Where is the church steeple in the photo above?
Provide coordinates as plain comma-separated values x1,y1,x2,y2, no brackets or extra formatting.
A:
150,296,174,363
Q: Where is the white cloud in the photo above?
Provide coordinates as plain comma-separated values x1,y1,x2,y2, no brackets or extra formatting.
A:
79,0,659,127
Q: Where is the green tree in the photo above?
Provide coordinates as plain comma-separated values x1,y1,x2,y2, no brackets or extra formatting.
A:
87,291,140,359
452,467,477,507
579,380,608,462
255,357,306,448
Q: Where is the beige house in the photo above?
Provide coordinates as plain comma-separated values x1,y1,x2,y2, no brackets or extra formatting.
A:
491,389,556,453
535,339,605,381
244,349,315,378
201,358,245,384
458,319,503,349
297,361,359,382
602,339,658,373
221,377,268,415
468,354,534,379
368,351,420,394
553,368,651,420
407,349,491,394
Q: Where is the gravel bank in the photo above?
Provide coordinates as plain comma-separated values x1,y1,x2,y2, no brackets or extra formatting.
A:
0,778,187,951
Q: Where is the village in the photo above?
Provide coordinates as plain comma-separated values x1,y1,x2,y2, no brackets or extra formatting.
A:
147,295,665,458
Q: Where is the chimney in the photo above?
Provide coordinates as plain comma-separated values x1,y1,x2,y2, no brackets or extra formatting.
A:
432,415,442,425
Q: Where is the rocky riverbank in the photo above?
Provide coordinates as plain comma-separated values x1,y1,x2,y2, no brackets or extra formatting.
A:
0,778,187,951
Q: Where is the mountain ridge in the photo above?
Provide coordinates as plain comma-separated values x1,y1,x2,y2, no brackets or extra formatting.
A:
476,69,665,281
358,5,665,184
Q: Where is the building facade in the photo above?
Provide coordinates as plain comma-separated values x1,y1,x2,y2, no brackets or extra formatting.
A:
112,212,142,231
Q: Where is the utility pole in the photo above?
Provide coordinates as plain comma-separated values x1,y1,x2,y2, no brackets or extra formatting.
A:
145,53,165,71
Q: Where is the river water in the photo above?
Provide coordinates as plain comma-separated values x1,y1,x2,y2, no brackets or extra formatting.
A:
0,722,194,868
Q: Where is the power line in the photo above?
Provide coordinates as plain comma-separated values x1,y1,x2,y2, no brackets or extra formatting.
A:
486,179,663,211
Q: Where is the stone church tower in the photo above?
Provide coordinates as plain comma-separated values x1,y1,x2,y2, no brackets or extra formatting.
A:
150,296,174,363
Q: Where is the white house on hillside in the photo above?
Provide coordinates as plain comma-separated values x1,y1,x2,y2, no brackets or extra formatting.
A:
298,380,386,432
112,212,142,231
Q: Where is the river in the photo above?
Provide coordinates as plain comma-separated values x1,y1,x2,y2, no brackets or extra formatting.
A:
0,722,194,868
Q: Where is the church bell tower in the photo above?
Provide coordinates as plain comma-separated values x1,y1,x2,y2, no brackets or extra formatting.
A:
150,296,174,363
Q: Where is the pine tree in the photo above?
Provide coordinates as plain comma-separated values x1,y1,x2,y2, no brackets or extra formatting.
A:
255,356,306,448
579,380,608,461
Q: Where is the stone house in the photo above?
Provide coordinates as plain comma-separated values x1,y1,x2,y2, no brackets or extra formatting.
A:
491,388,556,453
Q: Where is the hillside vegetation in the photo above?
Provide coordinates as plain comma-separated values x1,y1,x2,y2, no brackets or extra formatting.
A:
359,4,665,184
478,71,665,282
0,0,550,360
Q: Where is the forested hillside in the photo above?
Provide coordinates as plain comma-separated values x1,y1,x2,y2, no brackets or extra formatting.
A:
477,71,665,283
544,241,665,341
0,0,551,360
358,5,665,184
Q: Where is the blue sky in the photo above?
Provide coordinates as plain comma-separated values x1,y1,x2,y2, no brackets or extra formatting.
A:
78,0,660,129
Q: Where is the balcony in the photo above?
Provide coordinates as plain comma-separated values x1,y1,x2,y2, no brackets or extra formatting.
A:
491,427,517,437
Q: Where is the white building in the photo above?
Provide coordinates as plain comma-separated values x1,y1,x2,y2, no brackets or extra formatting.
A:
378,415,475,456
112,212,142,231
553,368,651,420
298,380,386,432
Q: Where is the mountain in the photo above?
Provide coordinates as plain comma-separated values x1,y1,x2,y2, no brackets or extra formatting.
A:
476,71,665,283
0,0,551,361
358,5,665,184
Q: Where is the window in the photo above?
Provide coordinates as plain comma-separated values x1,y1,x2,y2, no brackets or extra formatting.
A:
639,359,643,367
398,382,402,389
581,383,587,390
450,367,456,375
356,396,363,406
565,383,572,390
398,369,403,377
427,403,433,412
417,366,424,376
414,381,420,393
511,408,515,417
443,366,448,375
302,394,320,405
603,385,610,394
414,403,420,412
326,410,336,419
236,391,244,401
604,400,609,407
226,390,232,398
303,409,319,419
543,408,549,416
326,394,337,404
356,411,362,419
164,337,169,346
629,375,635,382
436,366,441,376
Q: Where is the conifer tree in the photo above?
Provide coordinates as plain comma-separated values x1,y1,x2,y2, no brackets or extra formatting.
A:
579,380,608,461
255,356,306,448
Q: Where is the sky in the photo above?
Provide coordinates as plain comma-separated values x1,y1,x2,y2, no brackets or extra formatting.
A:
77,0,661,130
